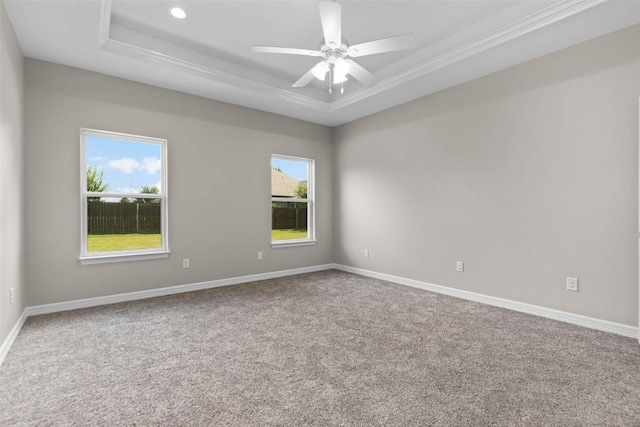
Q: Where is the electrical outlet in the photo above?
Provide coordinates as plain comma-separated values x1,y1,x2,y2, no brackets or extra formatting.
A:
183,258,190,269
10,288,14,305
567,277,578,291
258,251,263,261
364,249,369,258
456,261,464,272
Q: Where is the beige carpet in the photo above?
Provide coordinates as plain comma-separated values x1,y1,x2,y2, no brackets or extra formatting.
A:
1,270,639,426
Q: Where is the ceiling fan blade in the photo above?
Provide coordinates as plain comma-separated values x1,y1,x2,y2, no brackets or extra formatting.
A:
347,33,417,58
345,59,378,86
292,66,317,88
318,1,341,47
252,46,322,57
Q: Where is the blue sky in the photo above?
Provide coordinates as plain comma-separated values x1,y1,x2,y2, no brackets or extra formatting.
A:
272,157,308,181
86,136,162,194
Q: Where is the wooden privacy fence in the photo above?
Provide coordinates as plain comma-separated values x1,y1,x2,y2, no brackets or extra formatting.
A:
88,202,161,235
89,203,304,234
272,207,307,230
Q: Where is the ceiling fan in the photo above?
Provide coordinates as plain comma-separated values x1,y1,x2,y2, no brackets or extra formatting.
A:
252,1,417,94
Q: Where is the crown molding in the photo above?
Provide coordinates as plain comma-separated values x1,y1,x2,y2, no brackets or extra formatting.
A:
97,0,608,117
98,0,329,113
100,38,330,112
98,0,111,47
331,0,607,112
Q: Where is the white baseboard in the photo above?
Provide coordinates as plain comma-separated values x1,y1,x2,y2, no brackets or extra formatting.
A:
26,264,336,317
0,264,335,366
2,262,637,367
0,309,28,367
334,264,638,339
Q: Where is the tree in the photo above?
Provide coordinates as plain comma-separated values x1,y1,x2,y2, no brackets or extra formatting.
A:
86,166,109,202
294,182,307,199
119,185,159,204
136,185,160,204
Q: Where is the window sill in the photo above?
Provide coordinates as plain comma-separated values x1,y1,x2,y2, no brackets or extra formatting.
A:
79,251,170,265
271,240,317,249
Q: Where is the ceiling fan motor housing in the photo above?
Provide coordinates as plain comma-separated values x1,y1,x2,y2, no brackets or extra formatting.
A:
320,40,349,63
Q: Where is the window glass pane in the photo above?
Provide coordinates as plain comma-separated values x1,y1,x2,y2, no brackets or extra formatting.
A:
272,202,308,241
271,158,308,198
81,129,167,261
86,198,162,252
85,136,162,195
271,157,309,241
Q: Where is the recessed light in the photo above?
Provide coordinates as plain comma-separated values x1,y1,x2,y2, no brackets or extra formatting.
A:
170,7,186,19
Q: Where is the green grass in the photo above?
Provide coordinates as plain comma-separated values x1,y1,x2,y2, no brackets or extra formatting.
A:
89,231,307,251
272,229,308,241
88,234,161,252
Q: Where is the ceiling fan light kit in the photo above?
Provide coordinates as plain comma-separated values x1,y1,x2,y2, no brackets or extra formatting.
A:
312,61,330,81
333,57,350,79
252,1,417,94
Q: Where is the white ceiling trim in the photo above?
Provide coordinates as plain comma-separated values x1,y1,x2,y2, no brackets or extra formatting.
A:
100,37,331,112
98,0,330,112
67,0,632,124
4,0,639,126
97,0,607,115
330,0,606,112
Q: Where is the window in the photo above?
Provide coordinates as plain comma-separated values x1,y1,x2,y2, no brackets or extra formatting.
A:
271,155,315,247
80,129,169,264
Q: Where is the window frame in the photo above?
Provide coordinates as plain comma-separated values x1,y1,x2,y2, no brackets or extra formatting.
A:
271,154,316,248
79,128,170,265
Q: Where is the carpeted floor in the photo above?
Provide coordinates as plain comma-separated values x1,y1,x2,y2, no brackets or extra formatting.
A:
1,270,639,426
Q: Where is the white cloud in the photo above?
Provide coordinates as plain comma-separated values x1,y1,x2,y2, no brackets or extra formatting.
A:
109,158,140,174
88,156,107,162
154,181,162,192
141,157,161,175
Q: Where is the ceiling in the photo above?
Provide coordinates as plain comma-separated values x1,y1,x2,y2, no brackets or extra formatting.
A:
4,0,640,127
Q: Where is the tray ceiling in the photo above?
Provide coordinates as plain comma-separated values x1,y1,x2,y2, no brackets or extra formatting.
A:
4,0,640,126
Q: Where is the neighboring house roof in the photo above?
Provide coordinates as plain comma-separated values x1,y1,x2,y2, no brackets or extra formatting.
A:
272,168,299,198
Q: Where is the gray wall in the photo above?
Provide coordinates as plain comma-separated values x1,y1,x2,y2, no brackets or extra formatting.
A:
24,59,333,306
334,25,640,326
0,2,25,345
9,21,640,331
